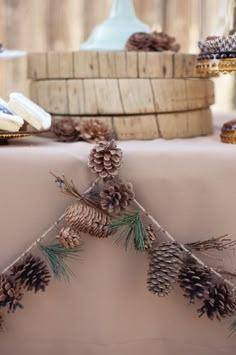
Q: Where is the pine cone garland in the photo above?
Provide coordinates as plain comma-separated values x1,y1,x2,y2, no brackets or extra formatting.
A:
0,275,23,313
179,262,213,303
100,178,135,213
126,31,180,52
52,117,80,142
88,140,123,179
79,119,111,143
56,227,81,249
147,242,183,297
145,225,156,250
12,254,51,293
65,202,111,238
198,284,236,320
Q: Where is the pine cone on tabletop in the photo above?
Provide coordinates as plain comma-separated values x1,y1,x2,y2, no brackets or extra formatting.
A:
100,178,135,213
179,261,213,303
52,117,80,142
88,140,123,179
126,31,180,52
79,119,111,143
65,202,111,238
198,284,236,320
147,242,183,297
0,275,23,313
56,226,81,249
11,254,51,293
126,32,154,51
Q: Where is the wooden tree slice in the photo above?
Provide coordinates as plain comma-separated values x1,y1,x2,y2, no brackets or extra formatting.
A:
28,51,213,80
31,78,214,115
51,109,212,140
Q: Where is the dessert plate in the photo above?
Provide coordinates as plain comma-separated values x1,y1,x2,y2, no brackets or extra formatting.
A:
0,130,47,145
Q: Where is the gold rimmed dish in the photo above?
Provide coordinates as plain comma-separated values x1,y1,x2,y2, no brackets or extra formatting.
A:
0,130,48,145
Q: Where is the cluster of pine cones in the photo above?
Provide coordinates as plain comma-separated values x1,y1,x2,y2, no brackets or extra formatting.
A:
126,31,180,52
52,118,111,143
147,242,236,320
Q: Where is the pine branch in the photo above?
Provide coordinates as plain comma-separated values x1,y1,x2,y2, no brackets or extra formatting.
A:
39,243,82,281
107,212,149,251
186,235,236,252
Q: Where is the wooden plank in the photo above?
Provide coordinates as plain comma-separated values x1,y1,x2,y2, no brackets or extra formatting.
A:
47,80,68,114
186,79,213,110
73,51,100,78
151,79,188,112
118,79,155,114
94,79,124,114
138,52,173,78
47,52,73,79
157,111,189,139
113,114,159,140
67,79,85,115
98,51,127,78
27,52,48,79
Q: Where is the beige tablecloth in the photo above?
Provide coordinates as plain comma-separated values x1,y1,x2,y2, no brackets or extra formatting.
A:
0,112,236,355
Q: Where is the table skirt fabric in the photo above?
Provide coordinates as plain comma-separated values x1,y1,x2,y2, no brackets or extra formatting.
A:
0,112,236,354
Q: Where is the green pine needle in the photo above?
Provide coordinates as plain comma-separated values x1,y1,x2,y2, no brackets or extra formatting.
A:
229,319,236,336
39,243,82,281
107,212,149,252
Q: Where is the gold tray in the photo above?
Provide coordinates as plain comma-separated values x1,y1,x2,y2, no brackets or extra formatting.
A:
196,56,236,75
0,131,47,145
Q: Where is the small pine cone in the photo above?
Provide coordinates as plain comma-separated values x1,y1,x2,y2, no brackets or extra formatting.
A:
0,275,23,313
151,31,180,52
198,284,236,320
147,242,183,297
100,178,135,213
179,262,213,303
56,227,81,249
79,119,111,143
65,202,111,238
12,255,51,293
52,117,80,142
126,32,153,51
88,140,123,179
145,225,156,250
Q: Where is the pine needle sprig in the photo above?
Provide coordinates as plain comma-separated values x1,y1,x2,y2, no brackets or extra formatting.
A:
39,243,82,281
107,212,149,251
229,319,236,336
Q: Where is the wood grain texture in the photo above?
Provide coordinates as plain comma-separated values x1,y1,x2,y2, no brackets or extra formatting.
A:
50,108,212,140
31,78,214,115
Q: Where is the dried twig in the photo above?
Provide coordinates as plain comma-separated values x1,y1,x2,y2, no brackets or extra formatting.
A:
186,235,236,252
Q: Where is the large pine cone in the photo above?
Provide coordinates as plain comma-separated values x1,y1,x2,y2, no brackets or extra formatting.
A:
0,275,23,313
88,140,123,179
56,227,81,249
52,117,80,142
12,254,51,293
65,202,111,238
100,178,135,213
147,242,183,297
126,31,180,52
198,284,236,320
80,119,111,143
179,262,212,303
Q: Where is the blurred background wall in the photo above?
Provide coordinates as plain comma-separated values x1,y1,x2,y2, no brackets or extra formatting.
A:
0,0,234,111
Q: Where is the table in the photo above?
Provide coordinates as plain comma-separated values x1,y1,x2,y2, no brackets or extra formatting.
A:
0,112,236,355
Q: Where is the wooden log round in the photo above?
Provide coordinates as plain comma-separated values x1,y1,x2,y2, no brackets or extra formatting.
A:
30,78,214,116
51,109,212,140
27,51,213,80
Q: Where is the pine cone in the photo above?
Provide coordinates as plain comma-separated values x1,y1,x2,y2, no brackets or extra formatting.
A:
126,31,180,52
147,242,183,297
52,117,80,142
79,119,111,143
65,202,111,238
100,178,134,213
56,227,81,249
198,284,236,320
179,262,212,303
88,140,123,179
0,275,23,313
145,225,156,250
12,254,51,293
126,32,154,51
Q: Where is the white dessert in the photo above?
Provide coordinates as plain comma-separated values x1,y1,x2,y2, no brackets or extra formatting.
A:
0,98,24,132
8,93,51,130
